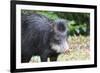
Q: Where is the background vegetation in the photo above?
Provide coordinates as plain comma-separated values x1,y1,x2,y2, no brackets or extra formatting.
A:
22,10,90,36
22,10,90,62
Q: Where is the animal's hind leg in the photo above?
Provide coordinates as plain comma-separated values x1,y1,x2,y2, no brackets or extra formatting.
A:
21,55,32,63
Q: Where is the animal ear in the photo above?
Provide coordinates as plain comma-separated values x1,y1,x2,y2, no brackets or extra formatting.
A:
55,19,69,31
55,19,67,32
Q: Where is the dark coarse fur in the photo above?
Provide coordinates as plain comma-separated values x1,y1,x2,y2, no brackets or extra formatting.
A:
21,13,59,62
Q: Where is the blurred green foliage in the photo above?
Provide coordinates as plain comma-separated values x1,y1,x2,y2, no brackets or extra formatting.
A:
21,10,90,36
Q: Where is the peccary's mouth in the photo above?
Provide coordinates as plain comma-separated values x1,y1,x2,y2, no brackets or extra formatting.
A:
50,42,69,53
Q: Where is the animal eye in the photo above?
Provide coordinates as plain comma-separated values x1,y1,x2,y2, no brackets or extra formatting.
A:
54,39,61,44
55,35,60,39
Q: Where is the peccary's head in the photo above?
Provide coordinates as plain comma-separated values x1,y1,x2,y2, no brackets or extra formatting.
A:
50,19,69,53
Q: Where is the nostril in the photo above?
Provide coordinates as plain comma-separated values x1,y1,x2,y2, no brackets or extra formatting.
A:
64,49,70,54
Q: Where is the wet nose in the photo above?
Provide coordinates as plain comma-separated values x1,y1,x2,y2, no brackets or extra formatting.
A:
64,48,70,54
63,42,69,53
64,42,69,50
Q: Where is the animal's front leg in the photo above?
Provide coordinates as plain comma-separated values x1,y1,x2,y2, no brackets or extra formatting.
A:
40,49,51,62
40,56,48,62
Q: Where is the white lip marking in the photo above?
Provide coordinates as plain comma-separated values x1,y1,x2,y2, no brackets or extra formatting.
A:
50,41,69,53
